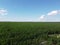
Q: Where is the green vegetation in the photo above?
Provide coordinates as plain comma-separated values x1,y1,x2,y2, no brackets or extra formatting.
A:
0,22,60,45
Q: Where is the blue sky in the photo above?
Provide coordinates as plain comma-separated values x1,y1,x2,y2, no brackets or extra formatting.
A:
0,0,60,22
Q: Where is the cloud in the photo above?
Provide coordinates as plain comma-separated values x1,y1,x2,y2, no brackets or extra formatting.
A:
39,10,60,21
47,10,60,16
40,15,45,20
0,9,8,16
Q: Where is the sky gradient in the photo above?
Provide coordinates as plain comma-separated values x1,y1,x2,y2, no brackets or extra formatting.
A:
0,0,60,22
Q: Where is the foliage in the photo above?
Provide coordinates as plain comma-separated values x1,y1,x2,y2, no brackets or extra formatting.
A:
0,22,60,45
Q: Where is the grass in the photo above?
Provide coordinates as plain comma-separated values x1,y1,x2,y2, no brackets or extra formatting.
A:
0,22,60,45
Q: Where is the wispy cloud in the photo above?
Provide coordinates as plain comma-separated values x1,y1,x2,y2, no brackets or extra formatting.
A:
0,9,8,16
39,10,60,21
40,15,45,20
47,10,60,16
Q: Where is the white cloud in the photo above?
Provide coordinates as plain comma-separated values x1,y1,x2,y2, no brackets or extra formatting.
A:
40,15,45,20
0,9,8,16
47,10,60,16
39,10,60,22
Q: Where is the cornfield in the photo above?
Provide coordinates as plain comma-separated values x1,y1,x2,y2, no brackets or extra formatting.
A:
0,22,60,45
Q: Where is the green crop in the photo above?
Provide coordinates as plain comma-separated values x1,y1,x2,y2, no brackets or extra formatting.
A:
0,22,60,45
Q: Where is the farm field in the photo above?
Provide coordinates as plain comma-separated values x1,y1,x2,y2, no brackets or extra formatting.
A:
0,22,60,45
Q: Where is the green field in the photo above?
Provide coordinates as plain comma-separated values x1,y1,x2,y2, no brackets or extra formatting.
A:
0,22,60,45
